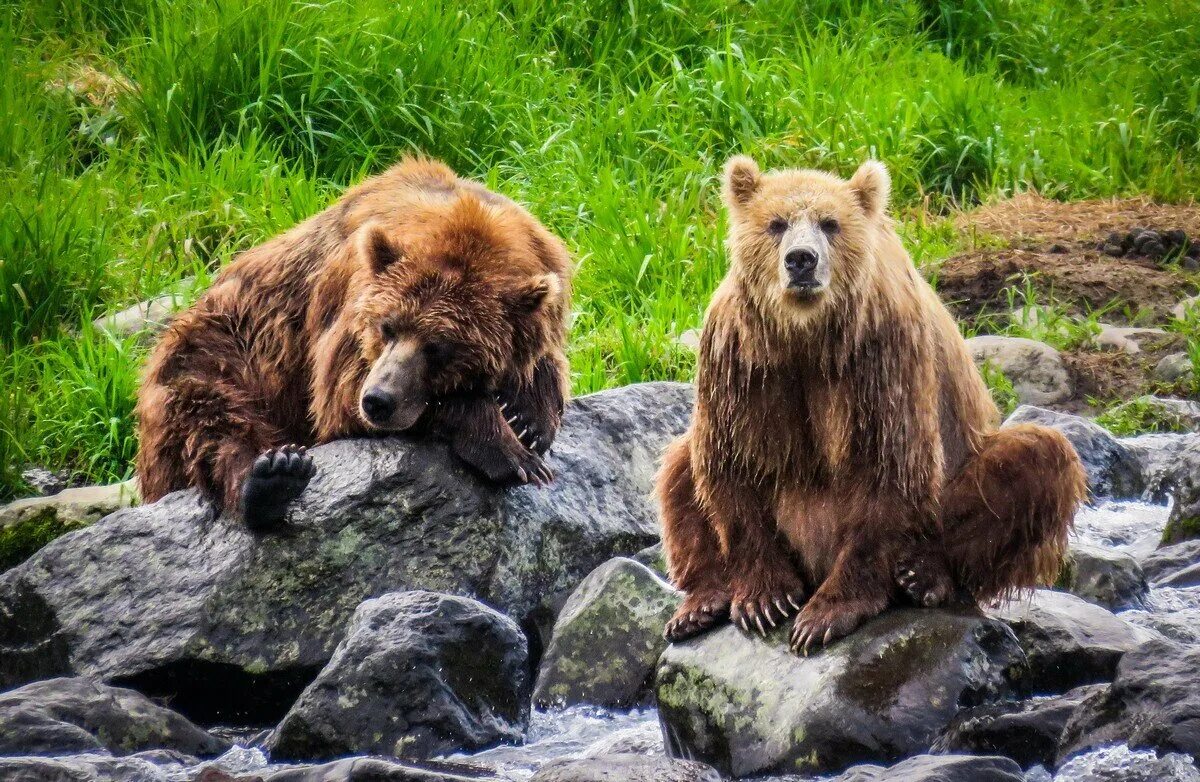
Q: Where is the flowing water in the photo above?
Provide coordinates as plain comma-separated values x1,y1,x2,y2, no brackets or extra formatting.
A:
156,499,1195,781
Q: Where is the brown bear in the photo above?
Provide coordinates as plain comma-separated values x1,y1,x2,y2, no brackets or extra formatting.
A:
658,156,1087,653
136,156,571,530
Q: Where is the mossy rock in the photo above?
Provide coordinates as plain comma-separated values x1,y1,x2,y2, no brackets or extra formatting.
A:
533,557,680,708
0,481,137,572
655,608,1025,778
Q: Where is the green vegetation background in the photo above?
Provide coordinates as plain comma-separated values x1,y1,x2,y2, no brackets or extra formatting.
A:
2,0,1198,498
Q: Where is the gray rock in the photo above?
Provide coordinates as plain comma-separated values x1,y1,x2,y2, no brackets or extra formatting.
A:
830,754,1024,782
1058,544,1148,610
655,608,1024,777
580,722,664,757
1140,540,1200,586
268,591,528,762
1050,745,1200,782
0,677,228,757
93,278,197,339
1172,294,1200,321
1091,325,1169,355
264,757,496,782
990,589,1153,694
0,383,691,722
0,480,138,571
1004,407,1144,497
529,754,720,782
931,685,1104,769
533,558,680,709
1123,608,1200,646
0,754,173,782
1057,637,1200,763
1161,479,1200,546
1155,353,1195,384
967,336,1072,406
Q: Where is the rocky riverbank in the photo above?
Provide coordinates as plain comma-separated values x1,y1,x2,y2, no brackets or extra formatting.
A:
2,382,1200,781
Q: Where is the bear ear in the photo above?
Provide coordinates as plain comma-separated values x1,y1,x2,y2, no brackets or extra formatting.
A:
509,273,561,314
358,223,403,275
722,155,762,209
849,160,890,219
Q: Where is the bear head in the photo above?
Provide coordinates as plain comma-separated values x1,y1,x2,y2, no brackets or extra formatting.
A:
351,197,564,431
721,155,891,323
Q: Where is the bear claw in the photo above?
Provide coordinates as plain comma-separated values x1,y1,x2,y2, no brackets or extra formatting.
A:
893,554,954,608
790,596,881,656
240,444,315,532
730,586,806,637
664,591,731,643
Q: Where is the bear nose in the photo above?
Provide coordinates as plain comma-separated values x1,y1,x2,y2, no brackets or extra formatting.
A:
785,248,818,276
362,390,396,423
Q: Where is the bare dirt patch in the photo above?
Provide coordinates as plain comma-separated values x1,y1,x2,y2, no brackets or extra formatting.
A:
935,245,1193,323
956,191,1200,245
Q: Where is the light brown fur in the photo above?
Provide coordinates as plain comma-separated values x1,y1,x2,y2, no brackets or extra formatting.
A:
658,157,1086,651
137,157,571,526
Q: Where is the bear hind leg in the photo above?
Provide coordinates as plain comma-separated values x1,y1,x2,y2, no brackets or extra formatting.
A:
941,424,1087,603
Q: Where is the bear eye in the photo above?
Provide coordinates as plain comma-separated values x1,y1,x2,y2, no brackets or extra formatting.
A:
423,341,455,366
379,321,398,342
819,217,840,235
767,217,788,236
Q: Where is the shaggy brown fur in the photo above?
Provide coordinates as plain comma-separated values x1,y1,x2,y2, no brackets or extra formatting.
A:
658,156,1086,653
137,156,571,530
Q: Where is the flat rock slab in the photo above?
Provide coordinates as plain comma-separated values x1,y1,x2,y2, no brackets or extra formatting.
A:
0,383,692,724
0,676,229,757
830,754,1024,782
989,589,1153,694
268,591,528,762
931,685,1103,769
1140,539,1200,586
655,608,1024,777
528,754,720,782
533,557,680,708
264,757,499,782
1058,637,1200,763
1059,544,1148,610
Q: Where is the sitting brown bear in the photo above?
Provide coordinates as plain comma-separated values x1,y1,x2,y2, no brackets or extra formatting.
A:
658,156,1086,653
136,157,571,530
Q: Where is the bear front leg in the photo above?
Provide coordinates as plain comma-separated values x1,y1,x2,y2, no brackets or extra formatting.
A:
703,472,807,637
658,439,733,642
495,355,567,456
239,445,317,532
431,394,553,485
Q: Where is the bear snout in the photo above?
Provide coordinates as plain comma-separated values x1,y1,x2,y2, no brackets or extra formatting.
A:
361,389,397,424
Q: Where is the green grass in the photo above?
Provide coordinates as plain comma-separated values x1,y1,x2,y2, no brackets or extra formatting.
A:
1094,396,1196,436
2,0,1200,498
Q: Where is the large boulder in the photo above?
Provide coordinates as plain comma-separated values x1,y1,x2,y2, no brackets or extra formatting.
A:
989,589,1152,694
528,755,720,782
0,677,228,757
1003,407,1143,498
1057,637,1200,763
0,383,692,723
1058,544,1148,610
967,336,1071,406
655,608,1024,777
931,684,1103,769
829,754,1024,782
0,754,174,782
533,557,680,709
268,591,528,762
0,480,138,572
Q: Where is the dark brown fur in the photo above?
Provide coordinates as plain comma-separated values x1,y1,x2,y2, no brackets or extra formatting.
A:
658,157,1086,651
137,157,571,526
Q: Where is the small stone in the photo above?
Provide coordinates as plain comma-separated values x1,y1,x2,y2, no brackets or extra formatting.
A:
1144,241,1167,259
1049,243,1069,254
676,328,701,352
966,336,1071,406
1092,324,1168,355
1165,229,1188,249
1059,544,1149,610
1154,353,1194,384
1102,243,1126,257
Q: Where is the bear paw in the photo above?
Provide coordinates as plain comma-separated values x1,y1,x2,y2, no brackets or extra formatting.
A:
496,391,552,455
730,582,806,637
239,445,315,532
894,553,955,608
664,590,731,643
790,595,884,656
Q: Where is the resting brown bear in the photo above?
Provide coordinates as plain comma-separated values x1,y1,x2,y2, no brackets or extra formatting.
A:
136,157,571,530
658,156,1086,653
